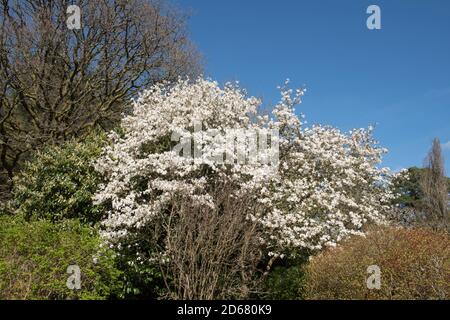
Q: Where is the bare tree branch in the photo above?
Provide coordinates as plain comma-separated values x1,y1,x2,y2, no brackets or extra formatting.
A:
420,138,449,231
0,0,202,199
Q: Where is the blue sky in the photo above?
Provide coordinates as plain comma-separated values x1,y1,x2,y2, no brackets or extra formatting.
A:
176,0,450,173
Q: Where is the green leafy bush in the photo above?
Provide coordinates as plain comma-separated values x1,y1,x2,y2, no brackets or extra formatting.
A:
263,262,306,300
0,215,122,299
113,252,165,299
7,132,164,299
303,226,450,300
12,133,107,223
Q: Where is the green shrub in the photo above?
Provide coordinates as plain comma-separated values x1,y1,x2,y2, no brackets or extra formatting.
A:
113,253,165,299
303,226,450,300
7,131,165,299
263,263,306,300
0,215,122,300
12,132,107,223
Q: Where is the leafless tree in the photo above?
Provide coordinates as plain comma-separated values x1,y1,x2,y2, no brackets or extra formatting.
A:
420,138,449,231
0,0,201,198
157,182,264,300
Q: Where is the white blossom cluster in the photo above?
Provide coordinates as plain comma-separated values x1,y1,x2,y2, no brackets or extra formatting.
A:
93,78,395,257
255,125,394,254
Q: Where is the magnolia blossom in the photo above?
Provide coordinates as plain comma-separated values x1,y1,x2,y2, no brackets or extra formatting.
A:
93,78,395,258
254,125,394,254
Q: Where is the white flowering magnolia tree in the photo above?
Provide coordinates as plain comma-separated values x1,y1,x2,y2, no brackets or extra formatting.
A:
93,78,394,260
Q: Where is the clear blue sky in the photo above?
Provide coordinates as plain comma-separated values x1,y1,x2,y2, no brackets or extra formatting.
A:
176,0,450,173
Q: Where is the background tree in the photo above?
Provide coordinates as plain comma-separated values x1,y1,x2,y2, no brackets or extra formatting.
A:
420,138,449,230
0,0,201,199
391,167,425,209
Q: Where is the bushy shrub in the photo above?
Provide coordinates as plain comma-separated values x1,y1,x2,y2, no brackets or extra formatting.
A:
0,215,122,299
12,132,107,223
303,226,450,300
8,132,164,299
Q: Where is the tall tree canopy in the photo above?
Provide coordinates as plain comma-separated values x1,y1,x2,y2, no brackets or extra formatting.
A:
0,0,201,198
